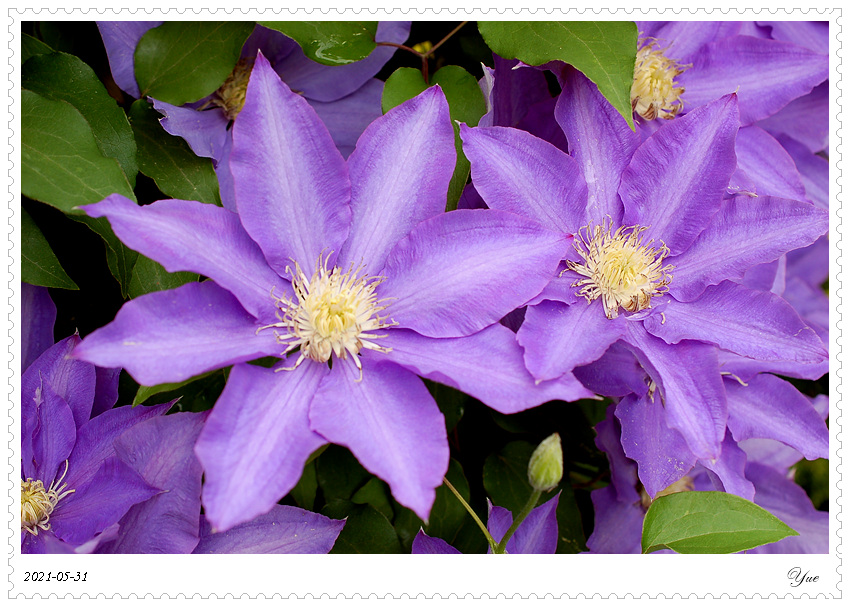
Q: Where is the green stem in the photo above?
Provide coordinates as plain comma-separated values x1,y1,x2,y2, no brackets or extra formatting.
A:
442,477,498,552
495,489,542,554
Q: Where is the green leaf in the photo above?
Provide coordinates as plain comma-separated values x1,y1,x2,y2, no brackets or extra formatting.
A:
21,33,53,63
23,51,138,187
425,379,467,432
132,369,219,406
352,478,394,521
382,65,486,211
21,206,78,290
290,460,318,511
73,215,138,298
128,100,221,206
642,491,798,554
483,441,536,514
127,255,198,299
260,22,379,65
316,445,372,502
135,21,255,105
22,89,136,214
322,501,402,554
478,21,638,129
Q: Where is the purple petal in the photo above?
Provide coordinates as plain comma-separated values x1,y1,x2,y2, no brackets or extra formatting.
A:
376,324,593,415
644,282,827,363
381,209,568,338
73,281,282,386
699,431,755,501
621,94,739,255
215,132,237,212
622,327,726,460
735,126,808,200
22,531,76,554
308,79,383,159
83,194,289,323
574,341,649,398
787,235,829,286
276,21,411,103
780,136,829,209
51,457,159,547
594,405,639,503
586,486,643,554
758,82,830,154
91,367,121,418
667,195,829,302
96,21,163,98
718,347,828,383
241,24,299,66
725,373,828,460
680,36,828,125
484,55,553,128
486,501,513,551
783,275,829,334
758,21,829,55
64,401,172,492
310,356,449,522
556,68,641,225
509,494,560,554
151,98,230,161
461,124,588,234
195,505,345,554
740,438,806,472
517,300,626,382
639,22,743,61
197,361,328,532
339,86,455,273
615,393,696,499
21,283,56,373
107,411,208,553
230,52,351,273
517,96,569,153
411,529,461,554
28,381,76,485
22,334,96,429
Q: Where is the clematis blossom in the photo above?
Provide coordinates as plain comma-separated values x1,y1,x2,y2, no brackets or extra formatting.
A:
461,69,828,464
74,52,590,532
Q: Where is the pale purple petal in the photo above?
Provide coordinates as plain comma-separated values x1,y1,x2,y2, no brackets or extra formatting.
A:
308,79,384,159
381,209,568,338
83,194,289,323
680,37,828,125
461,124,588,234
667,195,828,301
51,457,159,546
21,283,56,372
310,356,449,522
517,300,626,382
230,52,351,273
197,362,328,532
758,82,829,154
22,335,95,429
758,21,829,54
740,438,805,471
741,258,784,294
615,393,696,499
22,531,76,554
644,282,827,363
718,347,828,383
411,529,461,554
735,126,808,201
573,341,649,398
787,235,829,286
91,367,121,418
621,94,739,255
73,281,282,386
780,136,829,209
151,98,230,161
783,276,829,334
339,86,455,273
725,373,828,460
375,325,593,415
107,412,208,554
97,21,163,98
586,486,643,554
195,505,345,554
622,326,726,460
277,21,411,103
65,401,172,492
639,22,743,60
28,381,76,485
699,431,755,501
556,68,641,225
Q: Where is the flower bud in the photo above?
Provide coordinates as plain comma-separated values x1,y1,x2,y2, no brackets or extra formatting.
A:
527,433,563,492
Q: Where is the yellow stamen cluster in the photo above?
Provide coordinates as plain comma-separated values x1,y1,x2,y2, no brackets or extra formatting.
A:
21,463,75,536
566,220,674,320
211,58,255,120
631,40,688,121
259,253,396,380
640,476,695,510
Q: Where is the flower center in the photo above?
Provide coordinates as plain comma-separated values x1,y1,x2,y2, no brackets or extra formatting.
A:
566,221,674,320
631,40,688,121
211,58,254,120
21,462,74,536
640,476,695,510
259,253,397,379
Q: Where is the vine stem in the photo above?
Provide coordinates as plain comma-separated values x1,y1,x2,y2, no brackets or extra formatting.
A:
494,489,542,554
375,21,469,84
442,477,498,552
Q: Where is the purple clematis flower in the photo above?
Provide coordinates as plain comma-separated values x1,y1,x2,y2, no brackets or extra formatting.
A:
94,410,344,554
461,69,828,464
74,52,590,531
412,494,560,554
21,332,171,553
